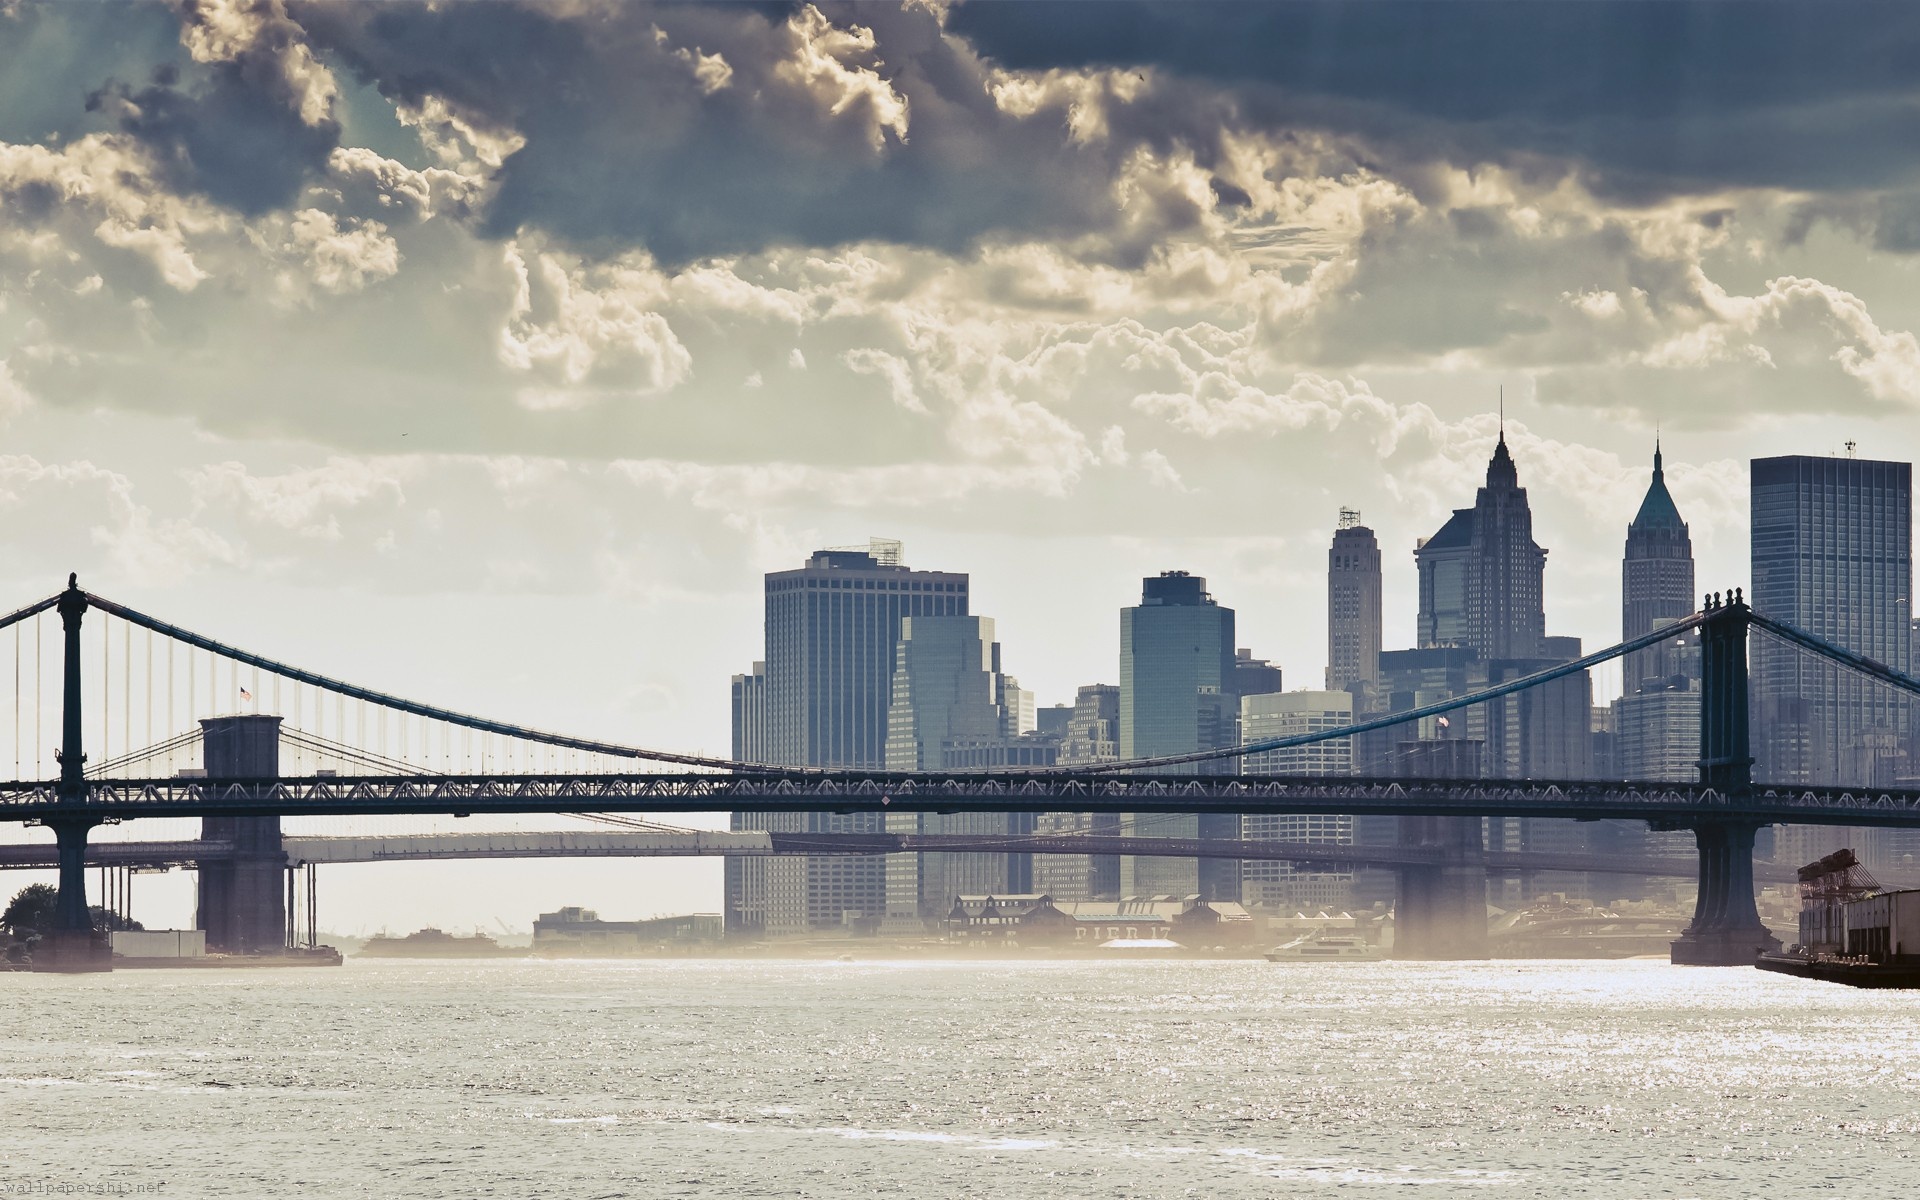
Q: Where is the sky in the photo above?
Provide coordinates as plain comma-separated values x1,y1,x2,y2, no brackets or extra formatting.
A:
4,0,1920,933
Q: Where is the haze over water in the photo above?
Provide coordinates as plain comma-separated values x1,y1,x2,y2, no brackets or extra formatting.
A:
4,960,1915,1198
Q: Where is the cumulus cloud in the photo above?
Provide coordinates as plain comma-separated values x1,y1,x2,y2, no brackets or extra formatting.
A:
497,240,692,400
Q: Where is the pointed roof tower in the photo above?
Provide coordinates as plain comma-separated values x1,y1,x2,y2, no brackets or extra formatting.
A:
1486,428,1519,491
1630,440,1686,533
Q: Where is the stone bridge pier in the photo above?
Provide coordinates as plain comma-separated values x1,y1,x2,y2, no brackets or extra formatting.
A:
197,714,287,955
1670,592,1781,966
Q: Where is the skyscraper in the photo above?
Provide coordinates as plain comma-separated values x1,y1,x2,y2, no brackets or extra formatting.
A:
1622,443,1697,691
726,541,970,936
1327,509,1382,708
1751,455,1913,788
882,615,1032,926
1416,433,1546,659
1615,445,1701,785
765,540,969,768
1119,571,1239,899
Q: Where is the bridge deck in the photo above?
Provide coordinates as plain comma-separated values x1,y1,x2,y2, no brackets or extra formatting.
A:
0,829,1796,882
2,773,1918,826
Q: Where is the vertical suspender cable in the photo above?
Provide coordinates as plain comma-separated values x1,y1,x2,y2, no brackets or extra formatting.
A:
12,619,17,780
144,626,152,758
33,613,41,778
123,619,130,766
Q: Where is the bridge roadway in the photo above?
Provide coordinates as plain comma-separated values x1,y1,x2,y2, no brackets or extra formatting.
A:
0,829,1798,883
5,772,1920,827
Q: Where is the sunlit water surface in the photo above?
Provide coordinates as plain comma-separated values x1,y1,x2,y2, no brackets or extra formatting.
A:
3,959,1918,1197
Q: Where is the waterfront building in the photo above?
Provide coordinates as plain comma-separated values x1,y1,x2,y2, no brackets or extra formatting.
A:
1327,509,1383,709
1240,690,1355,911
533,907,723,956
725,541,969,937
1119,572,1240,900
945,895,1257,947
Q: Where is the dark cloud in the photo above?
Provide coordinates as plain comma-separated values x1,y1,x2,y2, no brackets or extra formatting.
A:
948,1,1920,200
87,67,336,216
292,1,1188,264
83,0,342,216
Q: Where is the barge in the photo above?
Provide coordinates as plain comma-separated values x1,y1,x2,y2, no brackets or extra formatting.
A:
1754,849,1920,988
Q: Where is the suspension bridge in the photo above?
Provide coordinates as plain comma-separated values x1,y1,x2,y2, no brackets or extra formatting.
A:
4,575,1918,969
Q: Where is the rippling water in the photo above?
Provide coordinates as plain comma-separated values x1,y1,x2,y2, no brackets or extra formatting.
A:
4,959,1918,1197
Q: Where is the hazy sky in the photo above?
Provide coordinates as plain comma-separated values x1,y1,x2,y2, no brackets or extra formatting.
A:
5,1,1920,932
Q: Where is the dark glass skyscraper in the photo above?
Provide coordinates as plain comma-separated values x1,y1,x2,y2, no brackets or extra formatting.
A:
1751,455,1913,788
1119,571,1239,899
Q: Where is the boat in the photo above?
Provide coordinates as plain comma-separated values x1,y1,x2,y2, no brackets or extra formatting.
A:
356,928,524,958
1263,933,1381,962
1755,849,1920,988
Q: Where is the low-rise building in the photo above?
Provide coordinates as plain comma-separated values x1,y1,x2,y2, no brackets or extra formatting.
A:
946,894,1257,947
533,906,723,956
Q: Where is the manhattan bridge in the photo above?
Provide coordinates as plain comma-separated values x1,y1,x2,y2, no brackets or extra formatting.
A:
6,574,1920,969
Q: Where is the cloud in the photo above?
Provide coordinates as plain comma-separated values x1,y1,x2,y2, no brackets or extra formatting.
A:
949,1,1920,202
497,239,692,400
86,0,341,215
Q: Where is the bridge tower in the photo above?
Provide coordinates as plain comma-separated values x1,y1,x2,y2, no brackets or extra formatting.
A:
1392,739,1488,960
1670,591,1783,965
197,715,287,954
36,575,110,971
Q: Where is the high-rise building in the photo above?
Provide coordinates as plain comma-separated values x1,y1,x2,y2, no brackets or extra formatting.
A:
882,615,1032,926
1119,571,1241,899
1415,433,1546,659
730,663,767,763
1034,684,1122,901
764,540,969,767
1614,443,1703,876
1241,690,1355,911
1327,509,1383,709
1751,455,1913,788
726,541,970,937
724,664,772,936
1622,443,1697,691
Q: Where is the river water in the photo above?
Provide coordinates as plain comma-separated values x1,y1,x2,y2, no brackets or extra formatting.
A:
3,959,1917,1198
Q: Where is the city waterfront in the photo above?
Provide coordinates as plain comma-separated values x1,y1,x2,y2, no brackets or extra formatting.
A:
4,959,1917,1197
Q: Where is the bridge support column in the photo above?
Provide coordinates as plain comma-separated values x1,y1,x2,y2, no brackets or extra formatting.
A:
197,715,286,955
36,575,109,972
1393,815,1487,960
1670,590,1781,966
1671,821,1779,965
33,815,110,972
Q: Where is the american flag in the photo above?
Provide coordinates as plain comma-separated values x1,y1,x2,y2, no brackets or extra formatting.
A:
1436,715,1450,728
239,687,252,702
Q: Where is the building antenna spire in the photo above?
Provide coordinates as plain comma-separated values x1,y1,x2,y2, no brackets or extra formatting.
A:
1498,385,1505,443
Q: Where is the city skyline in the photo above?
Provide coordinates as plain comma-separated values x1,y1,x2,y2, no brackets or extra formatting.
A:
7,1,1920,935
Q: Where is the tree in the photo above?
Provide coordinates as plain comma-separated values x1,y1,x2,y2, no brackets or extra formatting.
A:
0,884,142,936
1,883,57,937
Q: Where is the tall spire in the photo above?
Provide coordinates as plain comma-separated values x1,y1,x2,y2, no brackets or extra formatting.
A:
1498,385,1505,444
1630,437,1685,533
